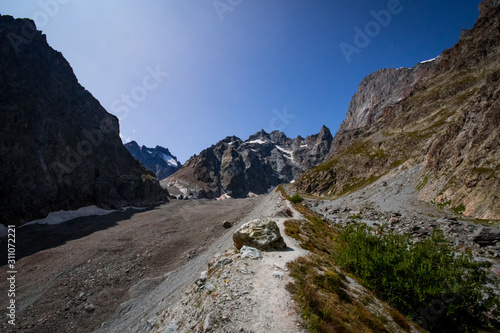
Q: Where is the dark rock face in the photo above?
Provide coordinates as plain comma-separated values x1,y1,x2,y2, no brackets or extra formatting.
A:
294,0,500,219
162,126,333,198
125,141,181,180
0,16,168,226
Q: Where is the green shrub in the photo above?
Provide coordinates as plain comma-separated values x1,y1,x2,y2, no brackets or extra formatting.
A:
289,193,304,204
334,224,499,332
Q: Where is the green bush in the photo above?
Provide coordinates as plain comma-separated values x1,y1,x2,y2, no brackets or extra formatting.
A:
334,224,499,332
289,193,304,204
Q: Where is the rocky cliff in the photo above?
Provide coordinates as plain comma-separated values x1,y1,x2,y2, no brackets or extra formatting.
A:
162,126,333,199
0,16,168,226
125,141,181,180
294,0,500,219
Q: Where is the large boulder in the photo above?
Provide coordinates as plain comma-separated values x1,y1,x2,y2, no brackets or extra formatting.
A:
470,227,500,246
232,219,287,250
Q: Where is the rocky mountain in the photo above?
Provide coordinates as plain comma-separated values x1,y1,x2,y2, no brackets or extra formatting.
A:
0,16,168,226
294,0,500,219
162,126,333,199
125,141,181,180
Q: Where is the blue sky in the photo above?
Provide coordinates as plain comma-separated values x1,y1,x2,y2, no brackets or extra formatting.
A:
2,0,481,163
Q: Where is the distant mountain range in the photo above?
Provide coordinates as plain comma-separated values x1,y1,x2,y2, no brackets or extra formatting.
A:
2,0,499,225
162,126,333,199
125,141,181,180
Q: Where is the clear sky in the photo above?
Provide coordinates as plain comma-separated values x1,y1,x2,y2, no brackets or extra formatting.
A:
2,0,481,163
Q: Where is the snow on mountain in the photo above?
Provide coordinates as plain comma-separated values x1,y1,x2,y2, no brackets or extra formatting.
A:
125,141,181,180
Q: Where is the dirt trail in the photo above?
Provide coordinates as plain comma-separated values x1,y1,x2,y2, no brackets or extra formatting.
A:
0,197,262,333
152,190,309,333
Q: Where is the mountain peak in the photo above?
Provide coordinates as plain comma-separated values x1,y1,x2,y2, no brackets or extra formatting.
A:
124,142,181,180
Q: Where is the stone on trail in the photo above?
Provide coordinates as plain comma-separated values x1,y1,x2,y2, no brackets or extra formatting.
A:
272,270,284,279
199,271,208,282
232,218,287,250
240,246,263,259
203,312,215,332
204,282,215,292
215,257,233,267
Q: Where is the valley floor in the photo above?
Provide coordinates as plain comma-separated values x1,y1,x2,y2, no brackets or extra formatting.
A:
0,197,261,333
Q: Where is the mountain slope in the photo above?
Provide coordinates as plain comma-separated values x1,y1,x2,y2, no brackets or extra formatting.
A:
162,126,333,199
294,0,500,219
125,141,181,180
0,16,168,226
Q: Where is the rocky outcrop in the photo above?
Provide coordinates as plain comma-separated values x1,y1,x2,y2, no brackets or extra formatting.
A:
162,126,333,199
232,219,287,250
0,16,168,226
338,61,438,134
125,141,181,180
294,0,500,219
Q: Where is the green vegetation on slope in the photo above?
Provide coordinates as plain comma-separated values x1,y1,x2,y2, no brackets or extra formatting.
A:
277,187,500,332
335,224,499,332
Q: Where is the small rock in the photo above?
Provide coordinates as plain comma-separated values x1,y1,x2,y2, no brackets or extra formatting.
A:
204,312,215,332
205,282,215,292
199,271,208,282
165,321,178,333
240,246,263,259
146,319,153,332
471,227,500,246
84,303,94,312
272,270,284,279
223,220,232,229
215,257,233,267
389,216,401,224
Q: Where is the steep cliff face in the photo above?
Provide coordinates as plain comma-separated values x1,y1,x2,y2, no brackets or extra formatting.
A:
125,141,181,180
0,16,168,226
338,61,438,134
162,126,333,198
294,1,500,219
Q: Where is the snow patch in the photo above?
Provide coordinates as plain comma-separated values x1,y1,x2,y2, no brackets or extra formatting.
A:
247,139,268,145
300,144,308,148
161,153,179,167
275,145,292,155
290,180,296,184
22,205,117,227
420,56,438,64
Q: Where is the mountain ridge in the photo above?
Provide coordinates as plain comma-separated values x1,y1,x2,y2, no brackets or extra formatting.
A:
294,0,500,219
162,126,333,199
